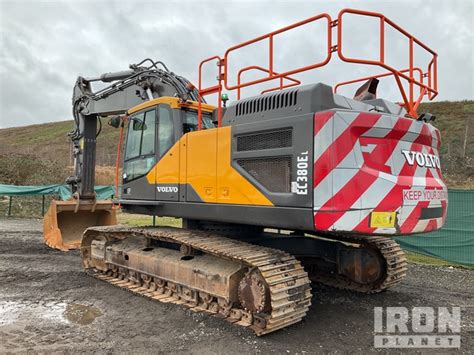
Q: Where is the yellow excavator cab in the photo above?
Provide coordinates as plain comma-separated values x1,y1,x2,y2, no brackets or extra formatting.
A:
43,199,117,251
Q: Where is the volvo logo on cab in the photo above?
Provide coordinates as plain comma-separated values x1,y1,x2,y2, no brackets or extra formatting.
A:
401,150,440,169
157,185,178,193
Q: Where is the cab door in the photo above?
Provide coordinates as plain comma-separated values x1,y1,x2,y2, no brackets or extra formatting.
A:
153,104,179,201
122,108,158,200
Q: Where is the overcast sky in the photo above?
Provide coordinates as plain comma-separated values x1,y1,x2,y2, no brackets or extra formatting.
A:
0,0,472,128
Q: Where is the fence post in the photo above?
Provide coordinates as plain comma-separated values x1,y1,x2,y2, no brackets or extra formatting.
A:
42,195,45,216
8,196,12,217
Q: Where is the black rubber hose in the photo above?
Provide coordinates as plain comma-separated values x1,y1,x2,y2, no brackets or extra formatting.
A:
96,116,102,137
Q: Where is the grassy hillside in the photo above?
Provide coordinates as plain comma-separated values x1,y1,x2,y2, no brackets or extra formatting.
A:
0,100,472,187
419,101,474,158
418,101,474,187
0,119,119,167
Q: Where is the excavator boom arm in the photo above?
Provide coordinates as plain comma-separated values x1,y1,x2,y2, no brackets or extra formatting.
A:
67,59,201,199
44,59,202,251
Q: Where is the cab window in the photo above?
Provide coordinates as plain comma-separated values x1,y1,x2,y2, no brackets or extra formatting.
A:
141,110,156,156
183,110,215,133
125,112,143,160
158,105,174,157
123,109,156,182
125,109,156,160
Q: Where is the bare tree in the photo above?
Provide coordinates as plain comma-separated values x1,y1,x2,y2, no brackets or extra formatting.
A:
463,123,469,158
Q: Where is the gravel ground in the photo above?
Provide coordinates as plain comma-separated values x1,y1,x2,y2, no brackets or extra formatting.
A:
0,218,472,354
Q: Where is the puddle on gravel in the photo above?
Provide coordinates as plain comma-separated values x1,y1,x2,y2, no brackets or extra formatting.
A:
42,302,69,323
63,303,102,325
0,301,102,326
0,301,21,326
0,301,67,326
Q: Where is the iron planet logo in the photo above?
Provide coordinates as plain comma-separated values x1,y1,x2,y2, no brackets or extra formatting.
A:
374,306,461,348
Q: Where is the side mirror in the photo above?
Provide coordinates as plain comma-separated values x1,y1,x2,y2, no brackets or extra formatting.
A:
132,119,147,131
108,115,124,128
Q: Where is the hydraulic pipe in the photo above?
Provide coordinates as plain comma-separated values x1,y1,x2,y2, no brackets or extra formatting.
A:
85,70,135,83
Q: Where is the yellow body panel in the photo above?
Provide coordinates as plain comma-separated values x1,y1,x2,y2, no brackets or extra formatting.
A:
146,126,272,206
179,135,187,188
128,97,215,115
146,143,180,185
187,129,218,202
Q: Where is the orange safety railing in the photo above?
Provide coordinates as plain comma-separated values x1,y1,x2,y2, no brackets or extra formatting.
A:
198,55,223,129
337,8,437,117
223,13,332,91
237,66,301,100
334,67,427,112
197,8,438,128
197,13,331,128
334,67,424,93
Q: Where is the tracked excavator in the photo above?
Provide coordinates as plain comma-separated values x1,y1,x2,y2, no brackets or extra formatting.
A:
43,9,447,335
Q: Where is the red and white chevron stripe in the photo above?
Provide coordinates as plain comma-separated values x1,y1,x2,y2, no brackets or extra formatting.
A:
312,111,447,235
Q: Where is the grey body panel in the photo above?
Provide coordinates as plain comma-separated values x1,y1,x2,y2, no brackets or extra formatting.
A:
122,175,155,200
184,184,205,203
120,200,314,231
220,83,399,127
230,113,314,208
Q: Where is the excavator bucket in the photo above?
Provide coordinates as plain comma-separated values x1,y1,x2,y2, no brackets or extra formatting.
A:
43,199,117,251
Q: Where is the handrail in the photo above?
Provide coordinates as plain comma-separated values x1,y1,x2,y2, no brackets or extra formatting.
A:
197,8,438,127
334,67,424,94
334,67,426,109
224,13,332,91
198,55,223,129
237,66,301,99
337,8,437,117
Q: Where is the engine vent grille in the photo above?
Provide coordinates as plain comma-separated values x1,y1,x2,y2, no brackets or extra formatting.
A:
236,129,292,152
236,90,298,116
237,157,291,193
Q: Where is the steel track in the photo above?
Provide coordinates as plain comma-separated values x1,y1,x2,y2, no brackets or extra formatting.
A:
83,225,312,336
303,235,408,293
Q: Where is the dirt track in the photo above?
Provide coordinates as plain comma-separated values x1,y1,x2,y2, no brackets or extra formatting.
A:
0,218,472,354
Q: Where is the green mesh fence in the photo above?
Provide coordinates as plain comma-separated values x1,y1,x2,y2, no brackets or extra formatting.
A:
0,184,115,201
394,189,474,267
0,184,116,218
1,185,472,267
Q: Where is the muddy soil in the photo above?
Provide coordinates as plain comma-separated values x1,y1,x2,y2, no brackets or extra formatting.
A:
0,218,472,354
